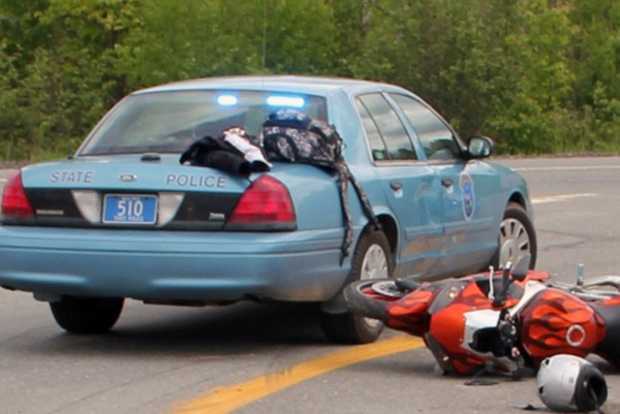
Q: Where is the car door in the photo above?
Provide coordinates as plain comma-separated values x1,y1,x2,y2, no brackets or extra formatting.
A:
354,93,447,279
389,93,498,277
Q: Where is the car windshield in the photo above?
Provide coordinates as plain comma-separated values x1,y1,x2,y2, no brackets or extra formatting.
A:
79,90,328,156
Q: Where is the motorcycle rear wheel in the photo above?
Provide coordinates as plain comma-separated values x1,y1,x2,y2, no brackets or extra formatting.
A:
343,278,397,322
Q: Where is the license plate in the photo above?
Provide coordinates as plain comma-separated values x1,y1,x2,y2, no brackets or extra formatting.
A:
103,194,158,225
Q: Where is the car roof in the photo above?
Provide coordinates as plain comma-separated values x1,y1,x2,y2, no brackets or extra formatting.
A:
134,75,401,97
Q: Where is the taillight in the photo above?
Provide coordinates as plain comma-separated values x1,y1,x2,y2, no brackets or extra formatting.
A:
228,175,296,229
1,171,34,219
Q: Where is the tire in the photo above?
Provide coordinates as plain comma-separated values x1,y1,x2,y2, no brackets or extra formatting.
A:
321,229,394,344
492,202,537,270
343,279,393,322
50,296,124,334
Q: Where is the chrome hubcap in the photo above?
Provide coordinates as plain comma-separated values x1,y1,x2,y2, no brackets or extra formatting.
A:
499,218,531,269
360,244,388,328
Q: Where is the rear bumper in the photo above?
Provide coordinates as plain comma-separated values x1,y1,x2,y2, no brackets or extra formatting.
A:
0,226,348,302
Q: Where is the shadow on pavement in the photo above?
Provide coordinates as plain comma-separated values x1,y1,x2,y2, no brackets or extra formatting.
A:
12,302,332,357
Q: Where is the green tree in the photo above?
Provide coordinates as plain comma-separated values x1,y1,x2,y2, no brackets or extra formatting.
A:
0,0,619,160
0,0,140,159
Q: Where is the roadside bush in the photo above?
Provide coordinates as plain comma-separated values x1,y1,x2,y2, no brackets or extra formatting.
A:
0,0,618,161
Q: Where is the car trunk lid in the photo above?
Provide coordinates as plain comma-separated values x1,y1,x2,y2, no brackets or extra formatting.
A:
12,154,251,230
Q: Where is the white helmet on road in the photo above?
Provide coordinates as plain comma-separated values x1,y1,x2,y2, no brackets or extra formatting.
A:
537,354,607,412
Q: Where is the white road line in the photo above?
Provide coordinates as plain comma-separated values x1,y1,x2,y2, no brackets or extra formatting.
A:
514,165,620,172
531,193,598,205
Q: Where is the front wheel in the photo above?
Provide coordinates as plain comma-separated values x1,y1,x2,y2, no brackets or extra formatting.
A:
50,296,124,334
321,230,393,344
493,202,537,269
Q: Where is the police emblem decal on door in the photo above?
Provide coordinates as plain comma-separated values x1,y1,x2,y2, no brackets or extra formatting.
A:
460,173,475,221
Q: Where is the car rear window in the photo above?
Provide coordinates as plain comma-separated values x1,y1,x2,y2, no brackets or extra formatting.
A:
80,91,328,156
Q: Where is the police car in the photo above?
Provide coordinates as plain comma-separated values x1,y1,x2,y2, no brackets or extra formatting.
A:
0,76,536,343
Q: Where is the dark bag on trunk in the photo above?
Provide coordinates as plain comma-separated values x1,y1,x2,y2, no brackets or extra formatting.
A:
259,109,379,263
180,127,270,176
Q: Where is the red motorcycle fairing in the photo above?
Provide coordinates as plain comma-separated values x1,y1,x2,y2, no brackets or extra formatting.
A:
382,271,550,375
520,288,606,364
386,287,438,336
427,281,495,374
601,295,620,306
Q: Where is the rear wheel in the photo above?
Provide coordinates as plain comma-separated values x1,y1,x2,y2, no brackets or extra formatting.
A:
343,279,398,321
321,230,393,344
492,202,537,269
50,296,124,334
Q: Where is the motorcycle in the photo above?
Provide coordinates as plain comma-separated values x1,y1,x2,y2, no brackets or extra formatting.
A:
344,255,620,376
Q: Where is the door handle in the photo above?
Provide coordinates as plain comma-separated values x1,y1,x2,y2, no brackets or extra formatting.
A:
390,182,402,191
441,177,454,188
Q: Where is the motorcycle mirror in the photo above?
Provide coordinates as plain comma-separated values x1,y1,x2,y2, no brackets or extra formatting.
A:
511,254,531,281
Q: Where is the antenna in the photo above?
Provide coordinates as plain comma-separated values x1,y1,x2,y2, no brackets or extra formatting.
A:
262,0,267,69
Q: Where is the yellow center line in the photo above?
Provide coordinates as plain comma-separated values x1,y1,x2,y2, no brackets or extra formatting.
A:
174,335,424,414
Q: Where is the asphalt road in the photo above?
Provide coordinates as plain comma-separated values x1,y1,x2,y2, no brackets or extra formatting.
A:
1,157,620,414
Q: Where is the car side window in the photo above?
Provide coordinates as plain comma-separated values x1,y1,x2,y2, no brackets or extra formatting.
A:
390,94,461,161
355,99,388,161
357,94,417,161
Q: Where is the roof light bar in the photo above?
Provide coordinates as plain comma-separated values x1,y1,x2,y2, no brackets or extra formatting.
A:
217,95,238,106
266,96,305,108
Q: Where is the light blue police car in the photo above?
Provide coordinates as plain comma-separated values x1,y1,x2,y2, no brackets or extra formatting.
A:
0,76,536,343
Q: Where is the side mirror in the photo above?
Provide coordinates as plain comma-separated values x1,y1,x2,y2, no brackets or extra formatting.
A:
467,136,494,159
